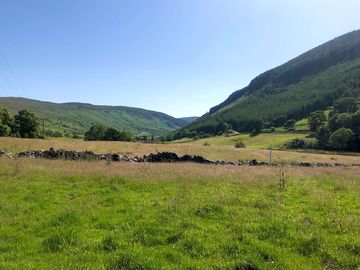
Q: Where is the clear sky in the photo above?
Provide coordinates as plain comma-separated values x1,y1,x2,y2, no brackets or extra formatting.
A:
0,0,359,117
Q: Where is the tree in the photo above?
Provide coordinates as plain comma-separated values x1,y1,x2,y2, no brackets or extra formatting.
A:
104,127,122,141
119,131,133,142
0,108,13,136
217,122,230,134
328,113,352,132
284,119,296,130
308,110,326,132
273,115,287,126
0,108,13,127
14,110,39,138
246,119,263,133
84,124,106,141
351,110,360,151
329,128,354,150
333,97,357,113
0,123,11,136
315,125,330,148
351,110,360,135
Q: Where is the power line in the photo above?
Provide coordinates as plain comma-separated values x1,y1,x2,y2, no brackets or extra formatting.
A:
0,49,27,96
0,61,19,95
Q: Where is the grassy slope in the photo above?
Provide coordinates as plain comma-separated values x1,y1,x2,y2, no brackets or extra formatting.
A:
1,159,360,269
187,133,308,149
0,97,189,136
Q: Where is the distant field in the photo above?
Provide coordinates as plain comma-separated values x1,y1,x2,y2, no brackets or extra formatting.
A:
185,133,308,149
1,136,360,165
0,158,359,269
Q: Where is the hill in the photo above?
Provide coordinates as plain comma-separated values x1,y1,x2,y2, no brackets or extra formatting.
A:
178,116,199,124
183,30,360,136
0,97,194,137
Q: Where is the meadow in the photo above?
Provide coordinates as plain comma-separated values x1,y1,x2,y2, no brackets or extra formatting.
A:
1,135,360,165
1,137,360,269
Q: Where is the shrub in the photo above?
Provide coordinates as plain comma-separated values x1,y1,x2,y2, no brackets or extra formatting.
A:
0,123,11,136
14,109,40,138
100,236,119,252
286,138,315,149
284,119,296,130
235,140,246,148
329,128,354,150
107,254,150,270
42,229,78,252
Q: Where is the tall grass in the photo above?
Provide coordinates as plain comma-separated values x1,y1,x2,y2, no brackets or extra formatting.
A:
0,158,359,269
1,137,360,165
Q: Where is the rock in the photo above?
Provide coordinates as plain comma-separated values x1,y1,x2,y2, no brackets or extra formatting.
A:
111,153,121,161
299,161,311,167
0,149,13,158
249,159,258,166
145,152,181,163
334,163,345,167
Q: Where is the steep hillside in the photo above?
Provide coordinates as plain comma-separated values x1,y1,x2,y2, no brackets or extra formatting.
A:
0,97,189,136
185,30,360,135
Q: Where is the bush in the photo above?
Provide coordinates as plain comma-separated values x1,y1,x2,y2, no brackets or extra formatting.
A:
329,128,354,150
14,109,40,138
235,140,246,148
286,138,316,149
0,124,11,136
99,236,119,252
284,119,296,130
84,124,106,141
85,124,133,141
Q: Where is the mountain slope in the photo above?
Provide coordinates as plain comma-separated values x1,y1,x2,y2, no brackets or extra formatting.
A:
179,117,199,124
0,97,189,136
185,30,360,135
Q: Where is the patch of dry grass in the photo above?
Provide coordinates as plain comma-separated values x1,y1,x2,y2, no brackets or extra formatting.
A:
1,157,359,182
1,137,360,165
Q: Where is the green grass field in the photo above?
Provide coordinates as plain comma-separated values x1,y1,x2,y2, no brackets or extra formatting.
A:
1,158,360,270
1,136,360,270
186,133,308,149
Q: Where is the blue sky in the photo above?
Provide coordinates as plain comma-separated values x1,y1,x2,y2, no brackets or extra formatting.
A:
0,0,359,117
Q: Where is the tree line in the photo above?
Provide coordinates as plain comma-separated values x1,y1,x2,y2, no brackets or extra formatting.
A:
0,107,135,142
84,124,133,141
0,108,40,138
288,96,360,151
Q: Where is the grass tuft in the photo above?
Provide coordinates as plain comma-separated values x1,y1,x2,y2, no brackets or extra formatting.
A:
42,229,78,252
100,236,120,252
